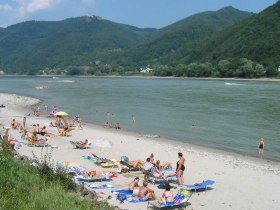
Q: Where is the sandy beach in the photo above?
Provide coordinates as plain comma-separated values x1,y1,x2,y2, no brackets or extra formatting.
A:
1,92,280,210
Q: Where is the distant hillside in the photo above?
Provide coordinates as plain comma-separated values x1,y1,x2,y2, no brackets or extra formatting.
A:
106,6,252,68
188,1,280,70
0,16,156,74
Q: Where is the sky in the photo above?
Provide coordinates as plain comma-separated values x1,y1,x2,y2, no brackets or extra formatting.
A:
0,0,278,28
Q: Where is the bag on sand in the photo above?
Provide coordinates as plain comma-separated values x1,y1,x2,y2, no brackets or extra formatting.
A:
117,193,127,203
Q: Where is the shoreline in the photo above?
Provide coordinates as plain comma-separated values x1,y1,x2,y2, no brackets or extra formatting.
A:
1,91,279,163
1,92,280,210
1,74,280,82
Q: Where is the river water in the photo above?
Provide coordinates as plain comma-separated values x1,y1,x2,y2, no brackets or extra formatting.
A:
1,76,279,160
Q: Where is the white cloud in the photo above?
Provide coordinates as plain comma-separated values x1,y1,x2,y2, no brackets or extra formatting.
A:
26,0,52,13
11,0,55,14
82,0,95,6
0,4,13,12
0,0,96,27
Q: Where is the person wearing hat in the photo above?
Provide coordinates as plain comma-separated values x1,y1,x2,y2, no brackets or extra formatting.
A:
129,177,139,191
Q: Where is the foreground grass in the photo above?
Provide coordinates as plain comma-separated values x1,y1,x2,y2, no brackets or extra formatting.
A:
0,144,112,210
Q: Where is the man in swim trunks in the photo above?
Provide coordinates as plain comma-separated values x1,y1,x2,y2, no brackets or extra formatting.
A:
135,181,155,201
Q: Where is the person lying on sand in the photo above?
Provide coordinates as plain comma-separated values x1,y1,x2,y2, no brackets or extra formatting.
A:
154,160,173,170
77,139,89,146
83,170,116,178
150,167,177,179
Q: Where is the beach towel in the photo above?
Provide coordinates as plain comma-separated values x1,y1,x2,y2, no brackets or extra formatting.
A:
148,189,192,208
101,161,120,168
75,175,111,182
111,189,133,196
88,184,114,189
82,155,98,161
184,179,215,191
127,197,154,203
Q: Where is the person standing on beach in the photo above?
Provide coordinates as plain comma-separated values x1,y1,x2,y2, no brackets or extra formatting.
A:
258,138,265,159
176,152,185,187
22,116,26,128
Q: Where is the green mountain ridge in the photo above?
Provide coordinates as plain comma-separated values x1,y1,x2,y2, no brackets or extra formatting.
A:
1,3,277,78
0,16,156,73
108,6,252,68
192,1,280,67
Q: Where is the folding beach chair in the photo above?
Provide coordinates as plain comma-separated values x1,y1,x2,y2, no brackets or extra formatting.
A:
70,141,90,149
148,189,192,209
147,168,178,185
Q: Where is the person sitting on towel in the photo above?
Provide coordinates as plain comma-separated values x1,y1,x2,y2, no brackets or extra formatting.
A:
134,181,155,201
129,177,139,191
160,184,174,205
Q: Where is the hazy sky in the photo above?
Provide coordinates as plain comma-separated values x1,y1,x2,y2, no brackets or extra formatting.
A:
0,0,278,28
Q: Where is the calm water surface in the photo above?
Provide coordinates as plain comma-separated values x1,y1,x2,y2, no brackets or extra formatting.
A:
1,76,280,160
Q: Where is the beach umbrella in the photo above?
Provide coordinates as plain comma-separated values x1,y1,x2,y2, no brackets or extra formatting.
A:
54,111,68,117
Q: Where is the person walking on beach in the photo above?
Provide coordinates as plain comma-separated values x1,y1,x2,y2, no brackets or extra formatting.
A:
258,138,265,159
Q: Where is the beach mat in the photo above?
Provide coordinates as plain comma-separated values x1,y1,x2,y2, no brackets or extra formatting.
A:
127,197,154,203
88,184,114,189
111,189,133,195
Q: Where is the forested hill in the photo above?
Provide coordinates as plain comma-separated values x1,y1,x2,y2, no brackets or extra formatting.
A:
0,16,156,74
108,6,252,68
186,0,280,72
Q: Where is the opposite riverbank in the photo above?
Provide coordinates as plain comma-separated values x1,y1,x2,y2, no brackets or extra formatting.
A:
1,92,280,210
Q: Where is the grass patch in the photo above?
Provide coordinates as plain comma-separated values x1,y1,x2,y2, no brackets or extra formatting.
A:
0,140,112,210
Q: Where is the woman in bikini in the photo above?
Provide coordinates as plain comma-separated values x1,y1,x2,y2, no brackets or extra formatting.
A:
258,138,265,159
161,184,174,205
176,152,185,187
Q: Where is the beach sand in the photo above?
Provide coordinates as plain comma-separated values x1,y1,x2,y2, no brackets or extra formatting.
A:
1,92,280,210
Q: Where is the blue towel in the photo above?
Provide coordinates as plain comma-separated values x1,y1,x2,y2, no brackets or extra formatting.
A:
82,155,97,161
111,189,133,195
160,168,173,172
89,184,114,189
127,197,154,203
